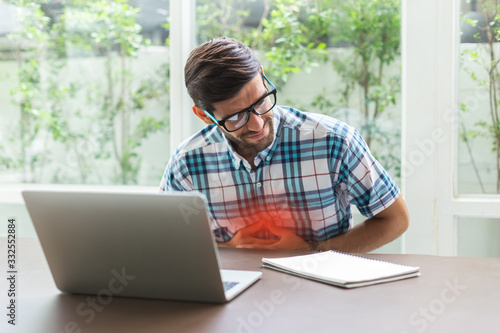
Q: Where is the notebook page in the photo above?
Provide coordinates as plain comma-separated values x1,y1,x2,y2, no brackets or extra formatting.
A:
262,251,419,283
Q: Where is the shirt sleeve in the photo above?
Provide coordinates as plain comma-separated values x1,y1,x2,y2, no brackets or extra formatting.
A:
159,152,228,242
337,128,400,218
158,154,194,193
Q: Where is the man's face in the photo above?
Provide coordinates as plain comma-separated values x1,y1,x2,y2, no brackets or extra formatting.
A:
212,74,275,158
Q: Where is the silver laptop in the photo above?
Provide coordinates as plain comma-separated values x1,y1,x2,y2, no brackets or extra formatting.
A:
22,190,262,303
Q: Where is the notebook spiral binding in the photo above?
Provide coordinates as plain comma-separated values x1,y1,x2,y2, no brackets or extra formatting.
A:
328,250,416,268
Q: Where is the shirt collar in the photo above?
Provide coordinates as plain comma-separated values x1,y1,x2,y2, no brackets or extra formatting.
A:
255,106,283,166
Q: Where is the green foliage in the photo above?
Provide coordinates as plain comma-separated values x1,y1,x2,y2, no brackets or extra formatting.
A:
328,0,400,147
68,0,144,56
260,0,329,85
60,0,169,184
196,0,253,44
0,0,169,185
1,0,52,182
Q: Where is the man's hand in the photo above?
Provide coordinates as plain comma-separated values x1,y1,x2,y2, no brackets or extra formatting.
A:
234,223,310,251
218,195,409,252
217,220,278,248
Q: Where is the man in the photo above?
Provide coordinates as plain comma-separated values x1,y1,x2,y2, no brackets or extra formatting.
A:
160,37,409,252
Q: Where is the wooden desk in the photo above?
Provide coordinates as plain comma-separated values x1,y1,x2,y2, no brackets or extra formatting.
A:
1,238,499,333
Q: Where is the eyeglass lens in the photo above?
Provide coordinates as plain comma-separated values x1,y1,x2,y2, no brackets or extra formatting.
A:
224,92,276,131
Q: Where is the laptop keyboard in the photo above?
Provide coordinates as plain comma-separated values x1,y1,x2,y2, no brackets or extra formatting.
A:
223,281,240,291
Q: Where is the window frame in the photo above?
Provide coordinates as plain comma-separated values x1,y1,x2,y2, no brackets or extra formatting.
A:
402,0,500,255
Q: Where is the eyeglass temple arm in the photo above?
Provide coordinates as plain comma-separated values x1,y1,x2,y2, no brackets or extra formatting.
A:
263,74,275,90
203,110,220,125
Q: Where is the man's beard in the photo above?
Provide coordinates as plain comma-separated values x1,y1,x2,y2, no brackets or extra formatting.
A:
224,117,274,158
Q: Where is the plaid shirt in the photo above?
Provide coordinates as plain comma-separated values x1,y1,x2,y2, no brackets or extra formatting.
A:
160,106,400,242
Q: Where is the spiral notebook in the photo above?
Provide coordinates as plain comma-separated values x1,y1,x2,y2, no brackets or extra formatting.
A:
262,251,420,288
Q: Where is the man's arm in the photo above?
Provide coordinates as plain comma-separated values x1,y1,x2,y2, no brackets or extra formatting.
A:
235,195,409,252
317,195,409,252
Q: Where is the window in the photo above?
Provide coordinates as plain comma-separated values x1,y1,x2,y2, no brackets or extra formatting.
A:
459,0,500,195
0,0,170,186
1,0,402,188
403,0,500,256
2,0,406,250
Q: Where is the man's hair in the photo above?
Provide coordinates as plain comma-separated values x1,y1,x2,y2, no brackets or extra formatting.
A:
184,37,261,113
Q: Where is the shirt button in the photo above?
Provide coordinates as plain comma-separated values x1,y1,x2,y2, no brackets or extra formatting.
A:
256,182,262,188
266,156,271,161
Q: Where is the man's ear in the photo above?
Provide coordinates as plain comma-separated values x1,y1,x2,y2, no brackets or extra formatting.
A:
192,105,215,125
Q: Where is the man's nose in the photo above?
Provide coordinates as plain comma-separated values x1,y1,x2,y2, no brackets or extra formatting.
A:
245,111,264,132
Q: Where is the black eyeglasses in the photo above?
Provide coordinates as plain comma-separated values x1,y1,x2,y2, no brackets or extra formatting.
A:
203,75,277,132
